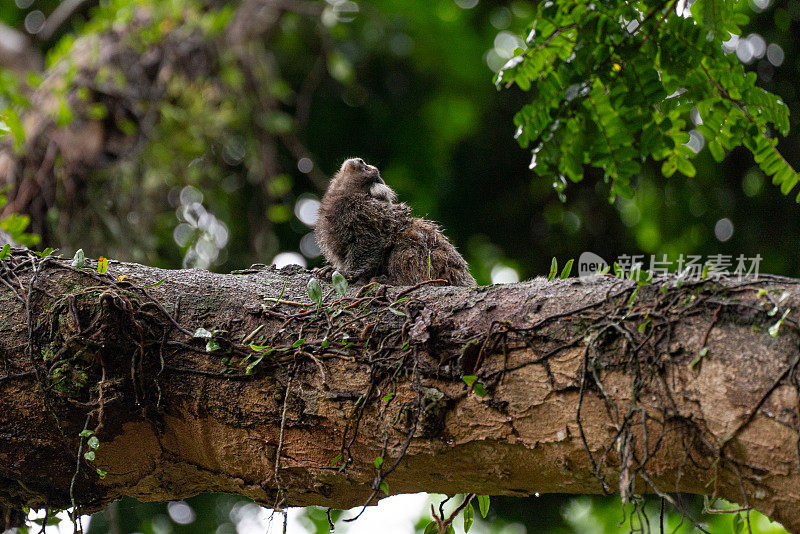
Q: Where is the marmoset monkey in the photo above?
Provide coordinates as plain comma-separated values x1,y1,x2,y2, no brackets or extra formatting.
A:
314,158,476,287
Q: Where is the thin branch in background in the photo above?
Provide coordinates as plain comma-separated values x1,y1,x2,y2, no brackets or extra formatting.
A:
37,0,99,42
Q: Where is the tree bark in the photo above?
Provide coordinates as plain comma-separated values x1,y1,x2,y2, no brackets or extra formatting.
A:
1,250,799,531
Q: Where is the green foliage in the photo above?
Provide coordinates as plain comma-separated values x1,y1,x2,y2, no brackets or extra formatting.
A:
332,271,348,296
0,211,40,247
192,327,212,339
143,277,167,288
71,249,85,268
559,258,573,278
500,0,798,201
548,257,558,281
463,501,474,532
477,495,490,518
769,308,790,337
307,277,322,305
461,375,487,397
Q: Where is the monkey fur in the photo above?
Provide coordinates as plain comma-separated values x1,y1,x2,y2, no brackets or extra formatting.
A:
314,158,476,287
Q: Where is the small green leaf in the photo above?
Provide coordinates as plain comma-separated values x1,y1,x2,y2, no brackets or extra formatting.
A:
36,247,55,258
307,277,323,305
71,249,85,268
382,392,395,402
374,456,383,469
559,259,574,279
424,522,438,534
31,515,62,527
769,309,791,337
427,252,433,280
690,346,709,369
0,244,9,260
462,375,477,386
245,357,263,374
464,502,475,533
332,271,348,296
97,256,108,274
379,480,389,494
445,526,455,534
473,383,487,397
321,338,330,348
477,495,490,518
292,338,306,348
548,257,558,281
388,307,406,316
79,429,94,438
193,327,213,339
249,344,269,351
331,453,342,466
84,451,95,461
733,512,745,534
206,339,220,352
87,436,100,449
629,269,653,285
95,468,107,479
144,277,167,288
627,286,640,307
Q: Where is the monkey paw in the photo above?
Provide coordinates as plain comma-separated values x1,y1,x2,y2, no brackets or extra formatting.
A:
311,265,335,281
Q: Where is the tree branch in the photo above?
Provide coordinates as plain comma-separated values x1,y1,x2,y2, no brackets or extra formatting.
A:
0,250,799,531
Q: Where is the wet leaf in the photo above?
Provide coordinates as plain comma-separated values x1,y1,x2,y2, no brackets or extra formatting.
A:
193,328,213,339
548,257,558,281
71,248,85,268
463,502,475,532
307,277,323,305
477,495,490,518
332,271,348,296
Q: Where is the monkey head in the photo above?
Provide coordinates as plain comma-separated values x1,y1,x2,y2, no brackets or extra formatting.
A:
328,158,397,203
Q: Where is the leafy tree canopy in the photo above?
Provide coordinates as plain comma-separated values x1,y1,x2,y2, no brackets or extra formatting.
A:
500,0,797,201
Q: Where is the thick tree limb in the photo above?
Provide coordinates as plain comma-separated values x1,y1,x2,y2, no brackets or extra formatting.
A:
0,250,799,531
